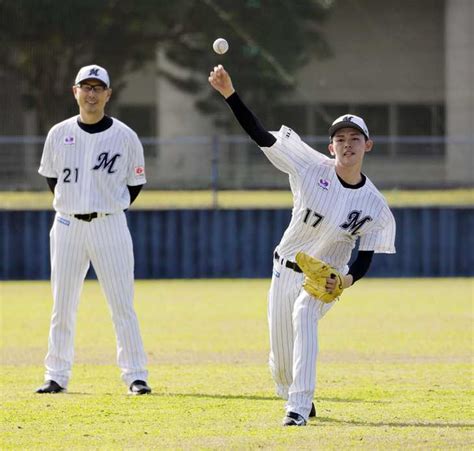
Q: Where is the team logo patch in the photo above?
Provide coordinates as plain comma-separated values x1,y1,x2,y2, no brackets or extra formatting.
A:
64,136,75,145
135,166,145,177
273,269,281,278
318,178,330,190
57,217,70,226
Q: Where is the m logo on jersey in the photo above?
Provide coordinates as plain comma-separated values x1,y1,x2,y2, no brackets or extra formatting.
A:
93,152,121,174
340,210,372,235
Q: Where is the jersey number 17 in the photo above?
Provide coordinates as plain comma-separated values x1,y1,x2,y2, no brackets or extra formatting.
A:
303,208,323,228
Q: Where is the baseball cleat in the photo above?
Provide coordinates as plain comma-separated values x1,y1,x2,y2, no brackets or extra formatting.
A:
282,411,307,426
35,380,66,394
128,380,152,395
309,402,316,418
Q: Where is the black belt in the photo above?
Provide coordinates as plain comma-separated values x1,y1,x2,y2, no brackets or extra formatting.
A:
274,251,302,273
74,213,103,222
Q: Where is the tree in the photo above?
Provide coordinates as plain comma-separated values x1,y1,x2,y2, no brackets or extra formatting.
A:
0,0,333,134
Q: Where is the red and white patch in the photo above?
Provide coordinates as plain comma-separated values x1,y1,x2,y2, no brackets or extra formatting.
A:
135,166,145,176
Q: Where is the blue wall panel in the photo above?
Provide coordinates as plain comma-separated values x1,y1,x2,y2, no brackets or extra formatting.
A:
1,208,473,280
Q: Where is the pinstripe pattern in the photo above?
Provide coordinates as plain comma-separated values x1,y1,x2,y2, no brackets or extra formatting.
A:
262,126,396,419
39,116,146,214
39,116,148,389
268,259,303,399
45,213,148,387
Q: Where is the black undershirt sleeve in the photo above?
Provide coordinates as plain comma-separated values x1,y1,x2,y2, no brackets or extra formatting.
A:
225,92,277,147
348,250,374,283
46,177,57,194
127,184,143,205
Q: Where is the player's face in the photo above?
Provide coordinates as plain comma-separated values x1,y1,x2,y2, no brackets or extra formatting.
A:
73,79,111,120
328,128,373,168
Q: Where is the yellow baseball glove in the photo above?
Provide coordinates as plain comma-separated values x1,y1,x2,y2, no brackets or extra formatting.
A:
295,252,344,303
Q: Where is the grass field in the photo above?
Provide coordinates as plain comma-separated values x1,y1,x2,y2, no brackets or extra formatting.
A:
0,188,473,210
1,279,473,449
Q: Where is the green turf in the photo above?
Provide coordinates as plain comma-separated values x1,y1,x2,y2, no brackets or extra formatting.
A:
0,188,473,209
1,279,473,449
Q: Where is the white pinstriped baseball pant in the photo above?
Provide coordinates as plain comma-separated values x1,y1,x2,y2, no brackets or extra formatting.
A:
268,254,335,419
44,212,148,388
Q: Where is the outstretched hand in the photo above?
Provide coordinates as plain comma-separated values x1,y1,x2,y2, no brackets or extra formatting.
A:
208,65,235,99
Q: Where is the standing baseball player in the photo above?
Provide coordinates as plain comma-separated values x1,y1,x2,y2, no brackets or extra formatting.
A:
36,64,151,395
209,65,396,426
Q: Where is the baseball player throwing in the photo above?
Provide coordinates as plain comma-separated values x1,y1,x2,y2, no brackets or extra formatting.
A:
36,65,151,395
209,65,396,426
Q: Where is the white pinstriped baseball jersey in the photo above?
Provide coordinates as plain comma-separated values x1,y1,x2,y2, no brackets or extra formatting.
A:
39,116,146,214
262,125,396,271
262,125,396,420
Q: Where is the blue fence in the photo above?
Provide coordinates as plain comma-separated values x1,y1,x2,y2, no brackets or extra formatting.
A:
1,208,473,280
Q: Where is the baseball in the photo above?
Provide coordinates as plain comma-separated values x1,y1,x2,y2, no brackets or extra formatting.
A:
213,38,229,55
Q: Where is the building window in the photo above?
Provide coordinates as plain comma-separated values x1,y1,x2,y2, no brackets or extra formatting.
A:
395,104,445,155
118,105,157,137
273,104,311,135
118,105,158,157
397,104,445,135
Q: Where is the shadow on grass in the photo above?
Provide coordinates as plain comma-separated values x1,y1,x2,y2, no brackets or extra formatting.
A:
318,396,388,404
31,392,275,399
151,392,388,403
34,391,390,405
35,391,105,396
155,392,277,401
315,416,474,428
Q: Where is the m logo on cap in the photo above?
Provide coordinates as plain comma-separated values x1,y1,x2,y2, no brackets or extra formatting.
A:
342,115,353,122
88,68,100,77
